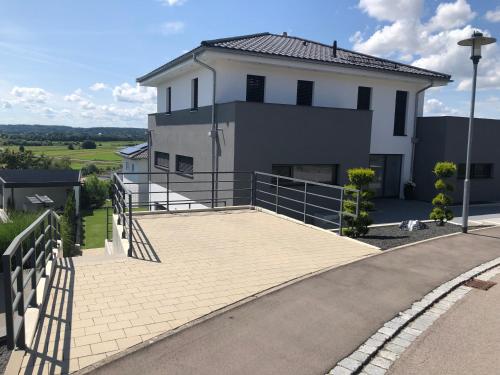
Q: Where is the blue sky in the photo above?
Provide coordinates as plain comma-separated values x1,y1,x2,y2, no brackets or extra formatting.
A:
0,0,499,127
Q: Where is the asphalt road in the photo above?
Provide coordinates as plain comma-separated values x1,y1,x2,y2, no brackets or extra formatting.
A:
85,227,500,375
389,272,500,375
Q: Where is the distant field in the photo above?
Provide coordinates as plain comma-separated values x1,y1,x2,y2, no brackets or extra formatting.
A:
2,141,142,170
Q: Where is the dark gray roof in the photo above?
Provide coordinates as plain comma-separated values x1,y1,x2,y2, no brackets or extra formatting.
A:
137,32,451,83
0,169,81,187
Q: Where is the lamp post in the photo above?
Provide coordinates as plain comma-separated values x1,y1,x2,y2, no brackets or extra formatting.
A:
457,31,496,233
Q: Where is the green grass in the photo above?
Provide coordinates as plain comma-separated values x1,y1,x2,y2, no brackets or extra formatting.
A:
2,141,142,170
82,207,110,249
0,211,41,254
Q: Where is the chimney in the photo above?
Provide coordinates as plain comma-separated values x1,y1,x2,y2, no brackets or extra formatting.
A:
333,40,337,58
282,32,288,37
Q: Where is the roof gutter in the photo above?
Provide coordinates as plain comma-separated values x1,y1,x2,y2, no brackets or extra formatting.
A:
192,52,218,208
410,80,434,181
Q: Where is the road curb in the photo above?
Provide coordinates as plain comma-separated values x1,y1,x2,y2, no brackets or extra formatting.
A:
328,256,500,375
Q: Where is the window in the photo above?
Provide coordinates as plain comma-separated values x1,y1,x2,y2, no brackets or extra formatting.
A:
125,161,129,171
191,78,198,110
393,90,408,136
458,163,493,179
272,164,338,185
131,163,135,172
166,87,171,114
246,75,265,103
296,80,313,106
176,155,194,176
357,86,372,110
154,151,169,170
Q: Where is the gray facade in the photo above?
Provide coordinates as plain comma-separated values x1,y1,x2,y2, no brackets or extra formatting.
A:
148,101,372,205
414,116,500,203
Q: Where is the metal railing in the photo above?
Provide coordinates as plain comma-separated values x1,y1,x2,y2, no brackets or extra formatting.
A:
253,172,360,233
111,170,360,254
2,209,60,350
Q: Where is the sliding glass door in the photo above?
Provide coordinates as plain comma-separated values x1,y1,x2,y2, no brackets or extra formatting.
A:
369,155,402,198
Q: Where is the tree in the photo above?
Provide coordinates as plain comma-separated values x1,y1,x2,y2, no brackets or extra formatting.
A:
18,145,25,152
68,143,74,150
342,168,375,238
430,161,457,226
82,175,110,209
61,191,77,257
81,140,97,149
52,156,72,169
81,163,100,176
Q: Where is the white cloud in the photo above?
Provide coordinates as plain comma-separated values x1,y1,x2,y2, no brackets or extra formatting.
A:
0,100,12,109
10,86,50,103
160,0,186,6
89,82,108,91
42,107,57,117
160,21,185,35
64,88,85,102
485,8,500,23
351,0,500,92
112,83,156,103
424,98,461,116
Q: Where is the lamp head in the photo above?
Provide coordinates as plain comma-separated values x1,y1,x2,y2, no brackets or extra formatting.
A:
458,31,496,62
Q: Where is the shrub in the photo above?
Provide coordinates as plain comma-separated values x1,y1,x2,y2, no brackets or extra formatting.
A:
82,175,110,209
68,143,74,150
81,140,96,149
0,211,40,255
61,191,77,256
81,163,100,176
342,168,375,237
429,161,456,226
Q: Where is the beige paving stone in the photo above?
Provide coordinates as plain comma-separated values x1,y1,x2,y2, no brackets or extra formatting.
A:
78,354,106,369
116,335,143,350
100,329,126,341
90,340,119,355
74,333,102,347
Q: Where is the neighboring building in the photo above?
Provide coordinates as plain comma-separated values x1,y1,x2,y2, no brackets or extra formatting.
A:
117,143,149,205
0,169,81,213
137,32,451,200
414,116,500,203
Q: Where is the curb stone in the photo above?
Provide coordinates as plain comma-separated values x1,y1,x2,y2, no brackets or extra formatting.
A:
327,256,500,375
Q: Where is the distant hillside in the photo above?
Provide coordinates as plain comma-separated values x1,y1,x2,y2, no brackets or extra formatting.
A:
0,124,147,144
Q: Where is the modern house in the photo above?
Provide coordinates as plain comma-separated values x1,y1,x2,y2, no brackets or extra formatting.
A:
0,169,81,213
137,32,451,201
117,143,149,205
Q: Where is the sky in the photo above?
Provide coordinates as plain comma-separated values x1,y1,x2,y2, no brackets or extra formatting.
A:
0,0,499,128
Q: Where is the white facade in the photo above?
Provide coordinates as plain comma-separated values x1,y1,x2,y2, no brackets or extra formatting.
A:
144,50,446,197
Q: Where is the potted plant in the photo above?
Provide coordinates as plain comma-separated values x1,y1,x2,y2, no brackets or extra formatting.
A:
403,180,416,200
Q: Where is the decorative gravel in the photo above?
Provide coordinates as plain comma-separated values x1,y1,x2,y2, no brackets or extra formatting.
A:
358,222,487,250
0,340,11,374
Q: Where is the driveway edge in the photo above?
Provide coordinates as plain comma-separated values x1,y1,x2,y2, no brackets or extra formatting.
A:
329,256,500,375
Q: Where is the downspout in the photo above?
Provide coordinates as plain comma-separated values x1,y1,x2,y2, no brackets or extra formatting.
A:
410,80,434,181
192,53,218,208
147,129,152,211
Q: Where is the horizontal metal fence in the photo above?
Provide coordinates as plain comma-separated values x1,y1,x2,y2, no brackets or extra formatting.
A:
253,172,360,233
2,209,61,350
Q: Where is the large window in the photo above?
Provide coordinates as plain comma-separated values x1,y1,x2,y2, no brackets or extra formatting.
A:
246,75,265,103
296,80,314,106
458,163,493,179
191,78,198,110
176,155,194,176
166,87,171,114
272,164,338,185
154,151,169,170
393,90,408,136
357,86,372,110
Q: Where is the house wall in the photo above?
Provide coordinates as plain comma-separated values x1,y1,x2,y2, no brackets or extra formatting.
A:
414,116,500,203
4,186,75,212
121,158,149,205
148,55,430,197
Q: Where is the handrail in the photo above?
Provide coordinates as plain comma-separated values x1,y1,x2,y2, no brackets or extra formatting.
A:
2,209,60,350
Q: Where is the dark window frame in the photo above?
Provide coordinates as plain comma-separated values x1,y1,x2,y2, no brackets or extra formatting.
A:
296,80,314,106
246,74,265,103
191,78,198,111
175,154,194,176
271,164,339,185
154,151,170,171
393,90,408,136
357,86,372,110
457,163,494,179
166,86,172,114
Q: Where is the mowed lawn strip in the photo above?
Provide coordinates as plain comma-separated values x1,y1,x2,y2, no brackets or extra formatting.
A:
82,207,109,249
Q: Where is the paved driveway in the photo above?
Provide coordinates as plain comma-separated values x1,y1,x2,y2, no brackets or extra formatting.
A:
87,227,500,375
19,209,377,374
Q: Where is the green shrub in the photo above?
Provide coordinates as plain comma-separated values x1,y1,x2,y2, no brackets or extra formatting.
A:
81,140,96,149
0,211,40,255
429,161,456,225
342,168,375,237
82,175,110,209
61,191,77,256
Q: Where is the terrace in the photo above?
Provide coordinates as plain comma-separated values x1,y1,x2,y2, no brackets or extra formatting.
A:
8,171,379,374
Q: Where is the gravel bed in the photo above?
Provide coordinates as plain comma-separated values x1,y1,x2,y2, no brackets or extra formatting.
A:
357,222,489,250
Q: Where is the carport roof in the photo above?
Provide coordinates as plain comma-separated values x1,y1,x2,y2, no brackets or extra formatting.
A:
0,169,81,187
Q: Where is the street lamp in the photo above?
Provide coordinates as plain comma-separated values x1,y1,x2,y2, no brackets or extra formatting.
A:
457,31,496,233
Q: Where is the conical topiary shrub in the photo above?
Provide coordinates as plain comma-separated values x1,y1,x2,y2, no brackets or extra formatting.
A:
429,161,457,226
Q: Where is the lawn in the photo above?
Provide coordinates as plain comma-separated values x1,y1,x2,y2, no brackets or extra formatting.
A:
81,207,110,249
3,141,142,170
